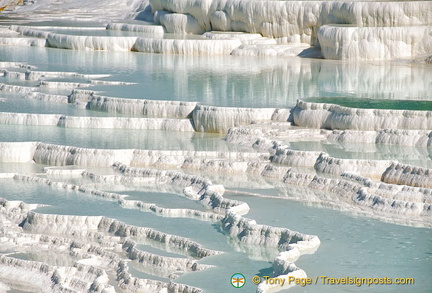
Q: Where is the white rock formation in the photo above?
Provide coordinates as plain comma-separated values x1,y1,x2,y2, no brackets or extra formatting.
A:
132,37,241,55
225,124,329,146
203,31,264,41
221,211,320,252
314,153,393,179
2,0,431,59
5,0,152,22
113,163,250,214
149,0,432,59
292,100,432,131
256,267,306,293
106,22,165,34
25,69,111,81
58,116,195,131
39,80,91,89
33,143,135,167
271,148,321,168
0,256,62,293
47,33,138,51
0,83,37,93
0,217,204,292
0,2,431,292
87,95,197,118
232,43,319,57
0,112,62,126
282,170,432,224
328,129,432,148
25,92,69,104
0,142,37,163
381,162,432,189
14,173,223,222
319,25,432,60
192,105,276,133
17,210,220,260
0,61,34,69
0,112,195,131
228,124,432,151
1,69,26,79
0,36,46,47
154,10,204,34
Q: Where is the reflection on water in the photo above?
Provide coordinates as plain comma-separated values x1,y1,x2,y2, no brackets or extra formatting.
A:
0,46,431,108
0,124,233,151
0,22,431,293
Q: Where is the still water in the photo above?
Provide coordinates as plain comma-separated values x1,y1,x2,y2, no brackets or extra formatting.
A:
1,45,432,108
0,23,431,293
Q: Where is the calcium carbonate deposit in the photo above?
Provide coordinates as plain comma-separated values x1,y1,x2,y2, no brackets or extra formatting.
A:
0,1,430,293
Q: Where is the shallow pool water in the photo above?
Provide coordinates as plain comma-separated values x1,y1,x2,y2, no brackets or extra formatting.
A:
0,124,233,151
223,191,432,293
0,179,226,250
0,19,431,293
1,46,431,108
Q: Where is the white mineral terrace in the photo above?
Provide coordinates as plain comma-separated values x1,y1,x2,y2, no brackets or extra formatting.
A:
0,1,431,293
0,0,430,60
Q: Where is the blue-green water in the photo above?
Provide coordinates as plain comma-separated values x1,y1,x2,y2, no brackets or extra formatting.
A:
0,21,431,293
0,180,226,250
223,191,432,293
0,124,232,151
307,97,432,111
1,46,431,108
